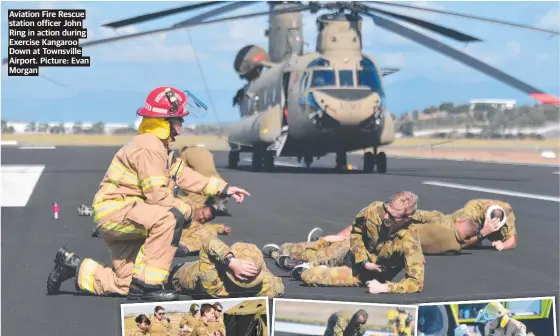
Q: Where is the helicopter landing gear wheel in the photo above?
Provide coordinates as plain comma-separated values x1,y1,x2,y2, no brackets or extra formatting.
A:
335,151,347,170
376,152,387,174
251,149,263,172
228,151,239,169
363,152,374,173
304,156,313,168
263,150,275,172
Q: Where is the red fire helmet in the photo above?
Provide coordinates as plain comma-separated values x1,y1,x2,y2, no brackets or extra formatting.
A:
137,87,189,118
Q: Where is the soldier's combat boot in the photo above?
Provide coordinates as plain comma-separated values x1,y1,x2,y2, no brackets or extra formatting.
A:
307,228,323,242
175,244,190,257
47,246,83,295
290,263,310,281
276,255,305,271
127,277,179,301
262,244,280,259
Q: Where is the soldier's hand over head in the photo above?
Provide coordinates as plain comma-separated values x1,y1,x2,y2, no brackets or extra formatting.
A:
481,217,501,236
226,186,251,203
364,262,384,272
366,279,390,294
492,241,505,251
229,258,259,280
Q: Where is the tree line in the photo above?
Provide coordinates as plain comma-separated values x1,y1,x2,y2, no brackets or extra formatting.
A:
392,102,560,137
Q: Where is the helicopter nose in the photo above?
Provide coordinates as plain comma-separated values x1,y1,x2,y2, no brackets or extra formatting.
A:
310,89,382,125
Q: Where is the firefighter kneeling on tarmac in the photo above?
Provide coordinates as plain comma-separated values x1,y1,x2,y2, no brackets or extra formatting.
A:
46,86,251,302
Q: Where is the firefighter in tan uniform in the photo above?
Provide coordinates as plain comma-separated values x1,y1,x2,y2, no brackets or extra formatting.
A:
47,87,250,301
324,309,368,336
208,303,226,336
193,304,218,336
130,314,152,336
475,302,527,336
150,306,172,336
179,304,200,336
169,237,285,299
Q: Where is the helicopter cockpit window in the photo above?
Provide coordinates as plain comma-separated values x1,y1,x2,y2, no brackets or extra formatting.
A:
339,70,354,87
357,57,383,92
311,70,335,87
308,58,331,67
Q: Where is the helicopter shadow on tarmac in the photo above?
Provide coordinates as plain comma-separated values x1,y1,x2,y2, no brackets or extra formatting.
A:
223,164,522,183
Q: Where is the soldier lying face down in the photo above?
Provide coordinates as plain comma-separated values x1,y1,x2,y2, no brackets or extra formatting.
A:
167,237,284,299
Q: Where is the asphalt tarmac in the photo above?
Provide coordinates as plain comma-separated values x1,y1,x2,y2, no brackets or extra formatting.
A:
1,146,559,336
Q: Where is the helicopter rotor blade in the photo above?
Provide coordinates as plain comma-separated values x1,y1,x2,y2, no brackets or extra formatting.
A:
78,4,309,48
1,2,276,65
366,1,560,36
101,1,225,29
362,4,481,42
363,12,560,104
171,1,262,27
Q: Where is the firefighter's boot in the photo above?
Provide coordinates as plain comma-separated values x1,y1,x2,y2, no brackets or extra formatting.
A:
47,247,82,295
127,277,179,301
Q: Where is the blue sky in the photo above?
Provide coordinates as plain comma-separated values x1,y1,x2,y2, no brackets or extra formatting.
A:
1,1,559,124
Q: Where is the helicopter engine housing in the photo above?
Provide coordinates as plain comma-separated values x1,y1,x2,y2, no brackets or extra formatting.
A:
233,45,271,81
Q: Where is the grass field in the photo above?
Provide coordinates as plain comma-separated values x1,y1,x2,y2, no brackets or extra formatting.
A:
2,133,559,149
274,301,415,331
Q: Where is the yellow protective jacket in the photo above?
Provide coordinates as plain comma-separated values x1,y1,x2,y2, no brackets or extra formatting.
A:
92,133,228,226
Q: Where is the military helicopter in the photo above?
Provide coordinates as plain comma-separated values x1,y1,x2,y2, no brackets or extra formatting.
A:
5,1,558,172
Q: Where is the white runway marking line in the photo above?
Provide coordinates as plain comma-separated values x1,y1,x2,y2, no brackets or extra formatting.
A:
1,165,45,207
242,158,303,168
422,181,560,202
19,146,56,149
554,171,560,175
1,140,18,146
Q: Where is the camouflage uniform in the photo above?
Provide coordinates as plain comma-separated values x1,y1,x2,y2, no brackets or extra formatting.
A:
193,320,214,336
301,202,425,293
179,222,228,254
171,237,284,298
149,317,172,336
275,239,350,267
453,199,516,243
207,321,226,336
179,305,200,336
324,310,367,336
179,147,225,210
129,328,152,336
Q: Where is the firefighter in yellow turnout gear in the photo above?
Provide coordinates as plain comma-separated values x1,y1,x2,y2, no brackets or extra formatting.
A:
476,302,527,336
387,308,413,336
46,87,250,302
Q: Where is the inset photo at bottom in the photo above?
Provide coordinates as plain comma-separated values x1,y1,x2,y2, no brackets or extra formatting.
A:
121,297,269,336
417,296,556,336
273,298,418,336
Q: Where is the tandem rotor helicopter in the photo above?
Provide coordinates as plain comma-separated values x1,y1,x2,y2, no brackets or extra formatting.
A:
5,1,558,173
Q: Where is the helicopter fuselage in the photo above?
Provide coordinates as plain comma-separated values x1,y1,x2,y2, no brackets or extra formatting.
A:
228,51,396,158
